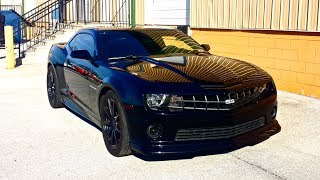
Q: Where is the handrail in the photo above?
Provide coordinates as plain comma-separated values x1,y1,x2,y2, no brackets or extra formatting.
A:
12,0,75,58
23,0,56,16
110,0,128,24
90,0,101,15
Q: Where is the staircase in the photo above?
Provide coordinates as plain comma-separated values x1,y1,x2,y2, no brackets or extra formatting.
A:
0,0,131,69
0,27,76,69
22,26,80,65
11,0,77,58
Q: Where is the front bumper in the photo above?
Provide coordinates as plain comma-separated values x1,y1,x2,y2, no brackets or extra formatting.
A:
130,119,280,155
126,94,280,156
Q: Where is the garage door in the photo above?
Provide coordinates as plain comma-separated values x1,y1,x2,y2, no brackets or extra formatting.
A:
144,0,190,25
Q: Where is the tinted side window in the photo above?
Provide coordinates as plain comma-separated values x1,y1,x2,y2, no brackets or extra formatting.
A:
76,34,95,57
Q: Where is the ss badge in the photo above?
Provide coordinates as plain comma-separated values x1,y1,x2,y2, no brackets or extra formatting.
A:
225,99,235,104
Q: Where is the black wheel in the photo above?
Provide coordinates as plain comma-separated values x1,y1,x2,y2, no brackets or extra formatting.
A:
47,65,63,108
100,91,131,157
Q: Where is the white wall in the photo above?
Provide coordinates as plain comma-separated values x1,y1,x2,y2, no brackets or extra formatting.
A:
25,0,36,12
144,0,190,25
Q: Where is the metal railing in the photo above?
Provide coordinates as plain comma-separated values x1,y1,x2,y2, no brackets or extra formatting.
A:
87,0,130,26
11,0,75,58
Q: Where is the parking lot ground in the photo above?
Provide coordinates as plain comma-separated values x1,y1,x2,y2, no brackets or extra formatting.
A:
0,61,320,179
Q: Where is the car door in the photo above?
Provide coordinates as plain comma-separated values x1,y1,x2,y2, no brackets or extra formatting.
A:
64,33,96,109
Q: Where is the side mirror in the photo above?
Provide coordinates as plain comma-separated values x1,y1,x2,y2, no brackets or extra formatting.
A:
70,50,94,61
201,44,211,51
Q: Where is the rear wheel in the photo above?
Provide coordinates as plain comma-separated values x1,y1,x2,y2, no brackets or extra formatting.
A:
100,91,131,157
47,65,63,108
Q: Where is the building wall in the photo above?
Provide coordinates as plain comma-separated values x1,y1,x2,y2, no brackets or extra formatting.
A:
0,0,37,13
144,0,189,25
25,0,36,12
0,1,22,14
36,0,47,6
189,0,320,99
190,0,320,32
0,0,22,5
192,29,320,98
135,0,144,25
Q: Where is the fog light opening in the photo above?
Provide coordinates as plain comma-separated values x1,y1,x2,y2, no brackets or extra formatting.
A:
271,106,277,119
146,124,163,139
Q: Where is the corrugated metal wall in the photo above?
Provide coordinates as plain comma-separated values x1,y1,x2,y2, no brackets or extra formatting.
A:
136,0,145,25
190,0,320,32
84,0,130,25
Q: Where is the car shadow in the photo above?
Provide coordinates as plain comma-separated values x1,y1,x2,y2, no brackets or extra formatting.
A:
134,138,278,162
134,149,233,162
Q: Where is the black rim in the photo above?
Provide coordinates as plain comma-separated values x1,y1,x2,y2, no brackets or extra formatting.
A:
102,98,121,149
47,70,56,103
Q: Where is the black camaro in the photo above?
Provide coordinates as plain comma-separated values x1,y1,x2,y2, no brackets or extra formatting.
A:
47,27,281,157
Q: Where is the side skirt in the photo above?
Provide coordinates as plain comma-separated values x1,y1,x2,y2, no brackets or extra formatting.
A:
61,93,102,130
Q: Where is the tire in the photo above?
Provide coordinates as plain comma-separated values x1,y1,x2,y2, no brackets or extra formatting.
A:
100,90,131,157
47,65,63,108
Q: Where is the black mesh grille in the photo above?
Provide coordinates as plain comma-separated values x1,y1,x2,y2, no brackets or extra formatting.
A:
175,117,265,141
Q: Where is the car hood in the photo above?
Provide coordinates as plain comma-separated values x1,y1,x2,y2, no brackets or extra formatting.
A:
109,55,272,87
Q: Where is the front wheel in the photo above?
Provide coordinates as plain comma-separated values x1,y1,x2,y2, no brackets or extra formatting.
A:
47,65,63,108
100,91,131,157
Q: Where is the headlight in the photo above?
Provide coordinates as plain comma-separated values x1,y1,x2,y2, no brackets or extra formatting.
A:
253,82,275,94
253,82,276,99
145,94,183,111
267,81,276,92
145,94,170,110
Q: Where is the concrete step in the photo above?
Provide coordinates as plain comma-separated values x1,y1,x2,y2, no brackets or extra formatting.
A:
25,46,50,55
63,28,80,32
43,38,69,45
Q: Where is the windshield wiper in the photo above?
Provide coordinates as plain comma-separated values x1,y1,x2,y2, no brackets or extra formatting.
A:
108,55,143,61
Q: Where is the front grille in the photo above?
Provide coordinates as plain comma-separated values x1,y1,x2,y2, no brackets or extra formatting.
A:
168,87,261,111
175,117,265,141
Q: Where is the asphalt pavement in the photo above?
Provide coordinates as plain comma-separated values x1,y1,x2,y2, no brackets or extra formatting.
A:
0,58,320,180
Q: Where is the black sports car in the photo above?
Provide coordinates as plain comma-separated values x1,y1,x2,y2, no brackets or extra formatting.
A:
47,27,280,157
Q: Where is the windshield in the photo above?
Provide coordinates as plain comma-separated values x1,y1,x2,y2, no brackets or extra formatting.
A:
98,29,208,59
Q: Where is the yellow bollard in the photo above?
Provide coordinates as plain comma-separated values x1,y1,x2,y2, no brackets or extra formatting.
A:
5,26,15,69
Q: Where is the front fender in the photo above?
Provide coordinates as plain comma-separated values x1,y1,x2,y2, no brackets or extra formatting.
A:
97,72,145,107
48,45,68,90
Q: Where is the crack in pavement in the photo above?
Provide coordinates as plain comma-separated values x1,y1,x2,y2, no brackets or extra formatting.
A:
232,155,286,180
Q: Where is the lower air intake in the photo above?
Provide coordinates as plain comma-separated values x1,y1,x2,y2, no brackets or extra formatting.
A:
175,117,265,141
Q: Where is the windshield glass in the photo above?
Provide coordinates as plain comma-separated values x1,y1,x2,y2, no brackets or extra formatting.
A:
98,29,208,59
